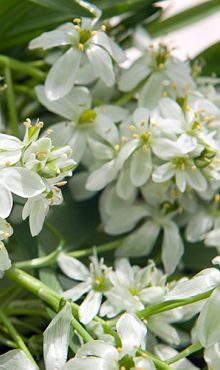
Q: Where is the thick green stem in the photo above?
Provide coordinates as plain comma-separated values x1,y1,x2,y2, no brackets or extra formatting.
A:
4,66,18,136
0,309,39,368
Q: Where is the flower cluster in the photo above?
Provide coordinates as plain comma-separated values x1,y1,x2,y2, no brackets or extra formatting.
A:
0,119,75,273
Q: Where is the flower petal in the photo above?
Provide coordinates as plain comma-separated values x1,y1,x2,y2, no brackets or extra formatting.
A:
86,44,115,87
45,47,82,100
0,349,37,370
79,290,102,324
57,253,90,281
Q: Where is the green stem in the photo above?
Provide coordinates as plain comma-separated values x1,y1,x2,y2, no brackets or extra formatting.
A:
138,348,175,370
5,266,93,344
1,286,23,309
166,341,203,365
4,66,18,136
0,308,39,368
14,84,36,99
0,55,46,81
68,239,123,258
136,290,213,319
4,308,49,318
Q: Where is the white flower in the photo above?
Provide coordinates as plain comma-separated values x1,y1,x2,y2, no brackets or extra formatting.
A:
118,43,195,109
69,312,156,370
57,250,112,324
0,302,73,370
29,7,125,100
100,259,167,318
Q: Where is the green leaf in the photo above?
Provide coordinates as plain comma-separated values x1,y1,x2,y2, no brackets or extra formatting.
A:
193,41,220,77
26,0,97,16
147,0,220,37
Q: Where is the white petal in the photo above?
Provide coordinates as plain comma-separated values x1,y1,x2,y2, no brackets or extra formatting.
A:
118,62,150,92
29,29,74,50
86,160,117,191
152,162,175,183
88,137,113,160
158,97,184,121
116,312,147,355
0,243,11,271
0,183,13,218
45,47,82,100
79,290,102,324
185,167,207,192
116,139,139,169
0,134,23,149
130,148,152,186
29,199,45,236
93,31,126,63
198,287,220,347
1,168,45,197
162,221,184,275
57,252,89,281
36,85,91,120
116,163,136,200
44,302,72,370
104,204,149,235
62,281,91,301
86,44,115,87
0,349,37,370
139,73,164,110
64,357,103,370
116,220,161,257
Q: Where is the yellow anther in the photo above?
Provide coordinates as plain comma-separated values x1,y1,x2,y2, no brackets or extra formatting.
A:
159,42,165,47
142,353,148,359
102,105,106,113
153,51,158,57
204,116,210,121
166,53,172,58
101,25,106,31
5,161,11,167
163,202,170,208
45,206,49,215
78,43,84,51
3,232,9,239
178,205,183,214
36,121,44,128
159,63,164,69
209,115,216,120
0,244,2,250
199,109,205,112
213,158,220,164
73,18,81,24
114,144,119,151
141,120,146,126
105,127,112,133
133,134,139,139
194,111,198,118
187,83,192,88
215,193,220,202
151,122,158,127
172,83,177,90
120,367,126,370
142,145,148,152
121,136,127,142
92,31,97,35
57,193,62,200
171,164,176,168
55,188,61,193
191,165,196,172
186,90,192,95
162,91,167,97
181,163,185,170
134,345,139,349
56,181,67,186
113,357,118,362
170,189,176,197
50,199,54,206
26,118,31,124
74,25,81,31
129,125,136,131
196,124,201,131
185,105,191,112
177,192,183,198
149,44,154,48
117,347,123,352
6,222,10,228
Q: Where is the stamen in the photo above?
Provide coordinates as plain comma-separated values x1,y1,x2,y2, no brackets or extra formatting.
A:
74,25,81,31
78,43,84,51
56,181,67,186
101,25,106,31
129,125,136,131
114,144,119,151
47,129,53,134
133,134,139,139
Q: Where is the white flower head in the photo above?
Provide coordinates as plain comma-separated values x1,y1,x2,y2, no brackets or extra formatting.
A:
57,249,112,324
29,7,126,100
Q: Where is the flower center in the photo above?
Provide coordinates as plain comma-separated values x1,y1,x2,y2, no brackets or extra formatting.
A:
78,109,97,124
93,276,105,291
79,29,92,44
118,355,135,370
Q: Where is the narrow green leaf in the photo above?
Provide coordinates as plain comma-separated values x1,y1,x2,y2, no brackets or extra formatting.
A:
194,41,220,77
26,0,96,16
147,0,220,37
